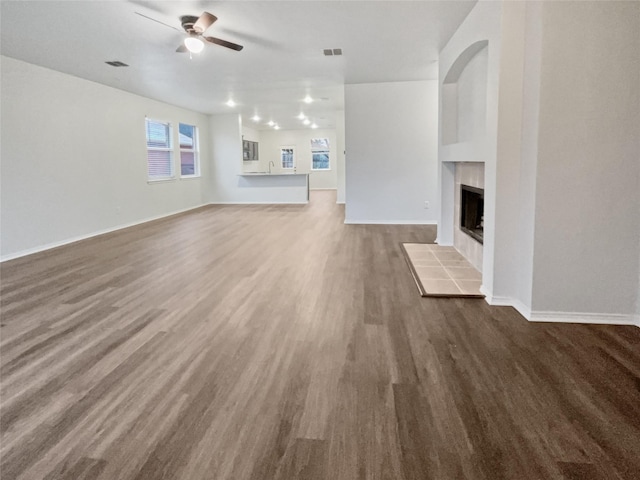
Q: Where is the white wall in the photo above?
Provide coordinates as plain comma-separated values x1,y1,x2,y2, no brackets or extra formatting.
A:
336,111,346,204
491,0,531,308
637,248,640,319
241,125,260,143
530,0,640,317
514,0,543,313
209,113,242,202
344,80,438,224
456,46,488,143
258,128,338,190
0,56,209,260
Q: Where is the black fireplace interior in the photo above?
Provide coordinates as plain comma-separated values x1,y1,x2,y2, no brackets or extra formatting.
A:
460,185,484,244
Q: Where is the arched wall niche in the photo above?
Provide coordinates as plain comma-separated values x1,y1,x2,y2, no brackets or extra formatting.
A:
443,40,489,84
442,40,489,145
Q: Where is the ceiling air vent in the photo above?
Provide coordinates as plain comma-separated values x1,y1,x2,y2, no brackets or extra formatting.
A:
323,48,342,56
105,61,129,67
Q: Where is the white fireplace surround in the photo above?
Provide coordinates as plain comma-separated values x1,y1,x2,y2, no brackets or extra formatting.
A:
454,163,484,272
437,23,489,273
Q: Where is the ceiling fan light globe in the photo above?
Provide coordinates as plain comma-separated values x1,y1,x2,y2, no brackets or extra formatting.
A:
184,37,205,54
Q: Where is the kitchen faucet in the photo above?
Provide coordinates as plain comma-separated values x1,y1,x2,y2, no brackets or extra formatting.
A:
268,161,275,174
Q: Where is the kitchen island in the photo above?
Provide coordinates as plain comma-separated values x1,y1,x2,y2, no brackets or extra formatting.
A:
237,172,309,204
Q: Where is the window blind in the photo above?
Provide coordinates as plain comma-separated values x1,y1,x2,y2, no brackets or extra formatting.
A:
146,119,174,180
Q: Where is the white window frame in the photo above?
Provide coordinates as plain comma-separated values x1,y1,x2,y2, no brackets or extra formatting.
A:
145,118,174,182
179,123,200,178
310,138,330,171
281,146,296,170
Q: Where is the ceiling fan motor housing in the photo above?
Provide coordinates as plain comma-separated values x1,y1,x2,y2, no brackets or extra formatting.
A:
180,15,200,34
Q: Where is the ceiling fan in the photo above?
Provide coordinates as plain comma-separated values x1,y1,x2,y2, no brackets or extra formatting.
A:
177,12,243,53
135,10,243,54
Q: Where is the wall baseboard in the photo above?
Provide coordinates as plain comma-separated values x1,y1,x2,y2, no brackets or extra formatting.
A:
479,286,639,328
1,204,208,262
209,201,309,205
434,237,454,246
511,299,533,320
529,311,639,327
344,219,437,225
479,286,532,315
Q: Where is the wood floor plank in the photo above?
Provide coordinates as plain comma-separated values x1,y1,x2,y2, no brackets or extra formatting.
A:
1,191,639,479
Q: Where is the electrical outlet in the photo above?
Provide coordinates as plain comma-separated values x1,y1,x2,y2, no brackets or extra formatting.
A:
424,201,430,209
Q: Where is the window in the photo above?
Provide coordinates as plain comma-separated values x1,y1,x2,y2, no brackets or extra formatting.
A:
179,123,200,177
146,118,173,180
281,146,295,169
311,138,330,170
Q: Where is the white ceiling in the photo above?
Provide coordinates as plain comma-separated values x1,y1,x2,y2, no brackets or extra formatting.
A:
1,1,475,130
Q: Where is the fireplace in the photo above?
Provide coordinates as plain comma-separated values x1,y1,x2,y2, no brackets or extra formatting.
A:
460,185,484,244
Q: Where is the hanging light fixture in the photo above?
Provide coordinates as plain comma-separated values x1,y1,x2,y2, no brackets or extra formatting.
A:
184,36,205,54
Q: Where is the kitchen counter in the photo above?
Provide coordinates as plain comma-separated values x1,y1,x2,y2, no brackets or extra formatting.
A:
239,172,307,176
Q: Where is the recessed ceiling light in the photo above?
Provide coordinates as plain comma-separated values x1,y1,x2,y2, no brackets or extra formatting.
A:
297,112,306,120
226,99,236,107
303,95,313,104
252,115,261,122
303,118,310,125
311,123,318,129
267,120,275,126
274,125,280,130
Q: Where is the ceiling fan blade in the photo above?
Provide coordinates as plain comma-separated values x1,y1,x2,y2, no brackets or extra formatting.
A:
134,11,182,32
176,44,187,53
204,36,244,51
193,12,217,33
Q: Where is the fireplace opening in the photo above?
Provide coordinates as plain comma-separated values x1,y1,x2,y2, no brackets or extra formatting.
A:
461,185,484,244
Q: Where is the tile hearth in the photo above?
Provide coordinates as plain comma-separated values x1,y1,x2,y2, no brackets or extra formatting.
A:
402,243,484,297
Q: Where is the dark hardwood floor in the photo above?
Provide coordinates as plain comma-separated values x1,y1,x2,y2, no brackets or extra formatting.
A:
1,190,639,480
